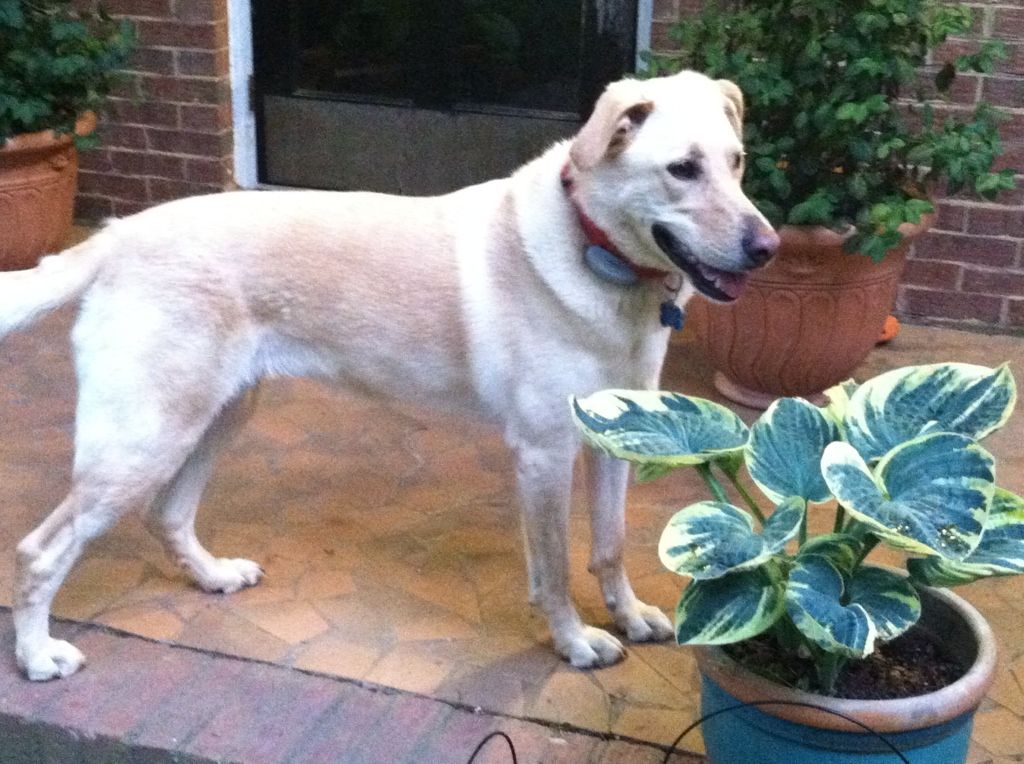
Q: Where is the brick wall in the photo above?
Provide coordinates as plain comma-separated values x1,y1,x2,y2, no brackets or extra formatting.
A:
654,0,1024,333
74,0,234,220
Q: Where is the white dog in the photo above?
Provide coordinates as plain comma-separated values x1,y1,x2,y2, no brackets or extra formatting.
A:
0,70,778,681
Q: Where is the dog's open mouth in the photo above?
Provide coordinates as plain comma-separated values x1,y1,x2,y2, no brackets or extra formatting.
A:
651,223,748,303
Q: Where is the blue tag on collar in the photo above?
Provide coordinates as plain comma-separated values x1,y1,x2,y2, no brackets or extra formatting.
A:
583,244,639,286
660,300,685,330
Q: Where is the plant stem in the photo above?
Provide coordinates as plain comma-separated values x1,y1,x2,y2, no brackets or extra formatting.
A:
833,505,847,534
799,511,808,547
816,652,846,695
720,468,767,525
854,534,881,568
696,463,730,505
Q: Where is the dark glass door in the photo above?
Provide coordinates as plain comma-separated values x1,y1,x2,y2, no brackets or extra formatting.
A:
253,1,638,194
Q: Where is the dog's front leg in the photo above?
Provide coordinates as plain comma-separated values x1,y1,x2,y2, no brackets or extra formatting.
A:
513,439,625,668
585,450,674,643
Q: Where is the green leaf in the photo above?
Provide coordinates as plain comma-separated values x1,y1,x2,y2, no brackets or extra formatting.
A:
846,567,921,641
675,565,786,645
798,533,863,576
571,390,748,467
823,379,859,431
785,556,876,658
909,488,1024,586
746,398,839,504
658,499,803,580
822,435,994,560
844,363,1018,462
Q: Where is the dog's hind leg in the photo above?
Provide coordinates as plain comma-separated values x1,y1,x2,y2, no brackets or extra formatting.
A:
144,389,264,594
14,410,224,681
585,450,674,643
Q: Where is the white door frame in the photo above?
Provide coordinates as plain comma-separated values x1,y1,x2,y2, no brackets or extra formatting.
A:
227,0,258,189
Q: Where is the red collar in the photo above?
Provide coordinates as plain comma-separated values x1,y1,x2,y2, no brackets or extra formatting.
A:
560,163,670,281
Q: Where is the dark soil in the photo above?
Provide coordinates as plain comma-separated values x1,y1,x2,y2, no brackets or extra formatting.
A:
724,629,967,699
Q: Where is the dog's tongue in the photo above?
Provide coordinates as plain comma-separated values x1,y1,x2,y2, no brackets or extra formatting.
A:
699,264,749,300
716,270,748,300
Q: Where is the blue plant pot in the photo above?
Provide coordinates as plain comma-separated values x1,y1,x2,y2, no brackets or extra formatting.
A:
693,586,996,764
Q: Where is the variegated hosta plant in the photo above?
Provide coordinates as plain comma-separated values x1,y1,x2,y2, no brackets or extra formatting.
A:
571,363,1020,694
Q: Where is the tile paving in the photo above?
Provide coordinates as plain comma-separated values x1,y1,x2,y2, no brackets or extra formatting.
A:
0,227,1022,761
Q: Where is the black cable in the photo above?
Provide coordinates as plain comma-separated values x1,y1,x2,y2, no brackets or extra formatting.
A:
466,730,518,764
465,698,911,764
659,699,910,763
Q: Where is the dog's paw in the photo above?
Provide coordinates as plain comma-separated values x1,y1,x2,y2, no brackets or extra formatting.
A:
17,638,86,681
198,557,264,594
556,625,626,668
615,601,675,643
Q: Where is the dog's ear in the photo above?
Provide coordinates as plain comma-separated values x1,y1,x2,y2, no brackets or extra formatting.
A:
718,79,744,139
570,81,654,170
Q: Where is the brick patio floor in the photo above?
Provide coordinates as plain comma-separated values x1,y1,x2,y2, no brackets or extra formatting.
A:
0,228,1022,763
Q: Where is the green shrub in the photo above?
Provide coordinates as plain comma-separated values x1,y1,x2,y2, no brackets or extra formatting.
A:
0,0,134,145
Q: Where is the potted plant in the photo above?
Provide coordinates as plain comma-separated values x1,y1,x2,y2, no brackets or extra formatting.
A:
648,1,1017,408
0,0,133,271
572,361,1020,762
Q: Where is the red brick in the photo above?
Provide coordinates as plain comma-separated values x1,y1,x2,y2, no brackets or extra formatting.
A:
653,0,679,23
102,0,172,17
967,206,1024,238
110,149,186,180
962,268,1024,296
184,157,229,184
97,123,148,150
142,75,226,105
933,201,968,233
992,7,1024,42
75,194,115,220
136,19,227,50
1008,298,1024,326
900,286,1004,323
282,685,395,763
180,103,231,133
902,259,962,290
146,127,231,157
172,0,228,25
982,76,1024,109
77,148,113,173
650,20,682,52
105,98,179,128
111,200,149,217
78,170,148,201
345,694,453,763
128,653,249,750
418,710,501,761
126,47,175,76
148,178,223,202
176,48,229,78
497,721,604,763
911,231,1018,267
187,666,344,763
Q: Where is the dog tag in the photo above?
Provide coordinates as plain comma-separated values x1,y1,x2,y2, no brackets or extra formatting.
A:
584,244,639,286
660,301,685,330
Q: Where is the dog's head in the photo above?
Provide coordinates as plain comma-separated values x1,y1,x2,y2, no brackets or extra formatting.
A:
568,71,778,303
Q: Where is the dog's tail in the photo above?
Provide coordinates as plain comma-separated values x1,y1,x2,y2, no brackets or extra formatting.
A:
0,232,110,339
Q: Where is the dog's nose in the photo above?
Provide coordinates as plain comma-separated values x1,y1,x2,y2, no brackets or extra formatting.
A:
743,220,780,268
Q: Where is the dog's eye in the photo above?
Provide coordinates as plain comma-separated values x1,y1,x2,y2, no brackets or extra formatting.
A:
667,160,701,181
732,153,744,171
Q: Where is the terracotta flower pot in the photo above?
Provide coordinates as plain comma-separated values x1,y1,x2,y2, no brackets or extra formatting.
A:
693,584,996,763
0,112,97,272
687,217,933,409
